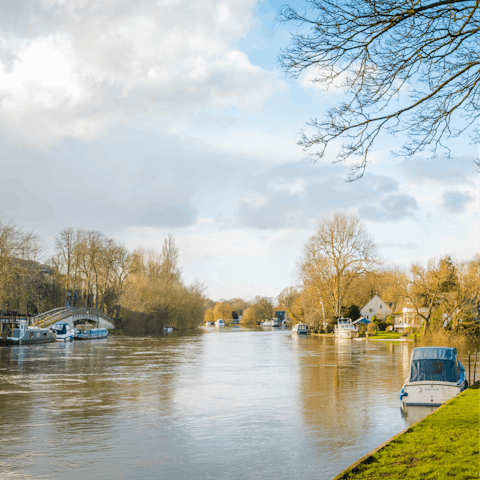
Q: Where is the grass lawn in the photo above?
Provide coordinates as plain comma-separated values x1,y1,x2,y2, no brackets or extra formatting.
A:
335,383,479,479
369,332,403,339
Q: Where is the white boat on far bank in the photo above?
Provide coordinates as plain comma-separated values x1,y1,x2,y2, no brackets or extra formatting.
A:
51,322,76,342
292,323,308,335
215,319,225,326
334,318,358,339
261,319,279,327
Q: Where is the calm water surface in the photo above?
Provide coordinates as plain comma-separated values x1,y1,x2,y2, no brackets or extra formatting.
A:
0,328,474,479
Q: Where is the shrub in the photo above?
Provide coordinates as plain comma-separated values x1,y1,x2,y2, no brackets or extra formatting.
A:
367,322,377,333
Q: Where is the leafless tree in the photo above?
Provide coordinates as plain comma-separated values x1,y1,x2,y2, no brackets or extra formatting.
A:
277,0,480,179
298,212,379,317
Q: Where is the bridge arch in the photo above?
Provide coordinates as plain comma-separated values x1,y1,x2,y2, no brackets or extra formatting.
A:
32,307,115,330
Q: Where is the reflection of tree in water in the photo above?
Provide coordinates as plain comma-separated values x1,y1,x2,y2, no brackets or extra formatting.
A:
297,337,415,448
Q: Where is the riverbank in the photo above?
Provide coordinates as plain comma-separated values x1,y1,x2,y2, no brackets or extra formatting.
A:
332,382,480,479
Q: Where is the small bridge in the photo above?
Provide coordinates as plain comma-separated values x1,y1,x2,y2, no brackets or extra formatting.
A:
32,307,116,329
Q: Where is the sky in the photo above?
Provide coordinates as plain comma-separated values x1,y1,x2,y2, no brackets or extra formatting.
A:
0,0,478,301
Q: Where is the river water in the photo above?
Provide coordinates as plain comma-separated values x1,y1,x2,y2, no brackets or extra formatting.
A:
0,328,475,479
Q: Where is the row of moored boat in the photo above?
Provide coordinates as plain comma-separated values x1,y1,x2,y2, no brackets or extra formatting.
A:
0,319,108,345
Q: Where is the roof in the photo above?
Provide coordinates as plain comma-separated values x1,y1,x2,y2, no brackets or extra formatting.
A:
411,347,457,361
353,317,370,324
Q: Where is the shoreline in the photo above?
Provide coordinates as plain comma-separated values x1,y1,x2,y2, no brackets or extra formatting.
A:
331,382,480,479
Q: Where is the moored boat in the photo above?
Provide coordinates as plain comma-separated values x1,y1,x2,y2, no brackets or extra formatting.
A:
334,317,358,339
75,324,108,340
0,319,55,345
399,347,468,407
292,323,308,335
51,322,76,342
214,319,225,326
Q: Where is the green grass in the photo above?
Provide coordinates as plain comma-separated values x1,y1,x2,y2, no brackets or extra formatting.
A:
369,331,403,339
338,383,479,479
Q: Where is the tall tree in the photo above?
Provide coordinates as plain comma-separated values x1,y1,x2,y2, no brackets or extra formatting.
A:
277,0,480,178
298,212,379,317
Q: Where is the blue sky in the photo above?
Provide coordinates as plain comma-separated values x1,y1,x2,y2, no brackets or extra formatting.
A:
0,0,478,300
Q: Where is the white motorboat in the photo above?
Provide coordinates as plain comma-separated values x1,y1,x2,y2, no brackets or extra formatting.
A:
334,317,358,339
205,321,214,326
51,322,76,342
399,347,468,407
261,319,280,327
292,323,308,335
215,319,225,326
163,326,173,333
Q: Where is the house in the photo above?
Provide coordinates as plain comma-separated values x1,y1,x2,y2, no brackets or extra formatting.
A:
360,295,392,320
394,307,428,332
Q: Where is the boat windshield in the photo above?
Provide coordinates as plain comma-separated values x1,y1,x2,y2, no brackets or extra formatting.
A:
410,359,460,382
409,347,461,383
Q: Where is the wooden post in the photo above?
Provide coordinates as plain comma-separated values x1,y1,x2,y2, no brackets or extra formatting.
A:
474,350,477,385
468,351,471,386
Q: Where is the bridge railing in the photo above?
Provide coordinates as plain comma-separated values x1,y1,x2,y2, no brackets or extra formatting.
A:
32,307,116,328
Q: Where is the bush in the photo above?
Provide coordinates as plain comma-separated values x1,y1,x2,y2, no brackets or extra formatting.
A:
357,324,367,334
367,322,377,333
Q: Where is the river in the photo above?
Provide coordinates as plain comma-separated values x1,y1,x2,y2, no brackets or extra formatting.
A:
0,328,475,479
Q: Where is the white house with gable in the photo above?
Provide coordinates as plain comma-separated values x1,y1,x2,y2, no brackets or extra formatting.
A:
360,295,392,320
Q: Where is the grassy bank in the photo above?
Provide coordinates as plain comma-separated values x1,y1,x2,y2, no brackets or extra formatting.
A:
334,383,479,479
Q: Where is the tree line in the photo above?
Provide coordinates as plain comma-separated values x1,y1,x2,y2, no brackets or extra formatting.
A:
203,296,277,325
0,215,206,334
278,212,479,338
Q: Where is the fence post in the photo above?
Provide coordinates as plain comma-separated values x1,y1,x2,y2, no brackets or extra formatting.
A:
468,351,471,386
474,350,477,385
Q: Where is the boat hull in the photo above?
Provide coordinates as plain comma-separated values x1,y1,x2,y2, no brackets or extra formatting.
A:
334,331,357,339
0,331,56,345
75,329,108,340
55,333,75,342
401,381,467,406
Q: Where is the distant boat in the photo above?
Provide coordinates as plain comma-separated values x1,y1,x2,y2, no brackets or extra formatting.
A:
75,324,108,340
163,326,173,333
215,319,225,326
292,323,308,335
399,347,468,407
51,322,76,342
205,321,214,326
0,319,55,345
261,319,279,327
334,317,358,339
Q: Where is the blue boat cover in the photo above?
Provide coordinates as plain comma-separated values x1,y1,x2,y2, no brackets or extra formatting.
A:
409,347,461,383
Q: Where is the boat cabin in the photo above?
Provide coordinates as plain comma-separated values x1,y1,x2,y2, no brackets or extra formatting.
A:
408,347,464,383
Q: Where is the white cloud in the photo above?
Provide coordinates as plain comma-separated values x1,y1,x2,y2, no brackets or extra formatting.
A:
0,0,282,148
